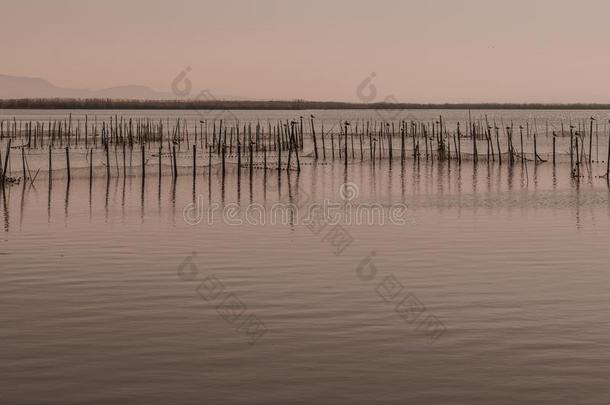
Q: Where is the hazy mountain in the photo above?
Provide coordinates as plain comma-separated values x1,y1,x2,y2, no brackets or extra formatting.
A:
0,74,174,100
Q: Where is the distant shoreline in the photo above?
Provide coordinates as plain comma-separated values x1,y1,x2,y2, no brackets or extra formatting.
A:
2,98,610,110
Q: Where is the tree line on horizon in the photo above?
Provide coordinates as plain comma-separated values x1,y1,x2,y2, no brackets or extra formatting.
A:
1,98,610,110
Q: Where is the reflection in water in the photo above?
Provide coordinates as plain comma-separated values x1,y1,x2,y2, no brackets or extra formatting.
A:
221,168,226,205
606,179,610,219
158,171,162,217
387,164,393,205
486,162,491,196
3,186,9,232
121,176,126,223
104,176,110,223
89,171,93,222
113,176,120,210
171,177,177,225
575,176,581,230
47,178,52,224
19,182,26,231
400,162,405,202
191,173,196,205
2,157,610,231
507,162,514,194
3,114,610,402
248,168,253,205
237,157,243,203
141,176,145,223
207,171,212,206
472,162,478,215
64,180,70,226
4,144,610,405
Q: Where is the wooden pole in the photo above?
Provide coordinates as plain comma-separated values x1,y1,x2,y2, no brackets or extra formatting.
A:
158,145,162,181
277,128,282,173
321,121,326,160
192,145,196,181
533,131,538,163
472,122,478,162
249,136,253,177
222,141,226,180
457,122,462,164
293,125,301,172
589,117,594,164
351,126,355,159
401,122,405,162
263,137,267,171
47,141,51,183
172,144,178,177
311,116,318,159
388,123,393,163
519,126,524,164
21,147,26,181
344,122,348,168
553,131,557,166
570,126,574,169
606,122,610,177
287,124,293,170
575,138,580,177
2,139,11,183
208,144,212,178
106,142,111,179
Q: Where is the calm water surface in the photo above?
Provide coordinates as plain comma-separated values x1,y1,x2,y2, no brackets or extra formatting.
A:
1,110,610,404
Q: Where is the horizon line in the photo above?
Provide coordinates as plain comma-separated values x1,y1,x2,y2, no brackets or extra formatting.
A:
3,98,610,111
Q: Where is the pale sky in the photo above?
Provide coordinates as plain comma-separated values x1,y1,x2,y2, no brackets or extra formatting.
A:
2,0,610,102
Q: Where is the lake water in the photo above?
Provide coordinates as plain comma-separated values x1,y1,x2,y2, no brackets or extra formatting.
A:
1,109,610,404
